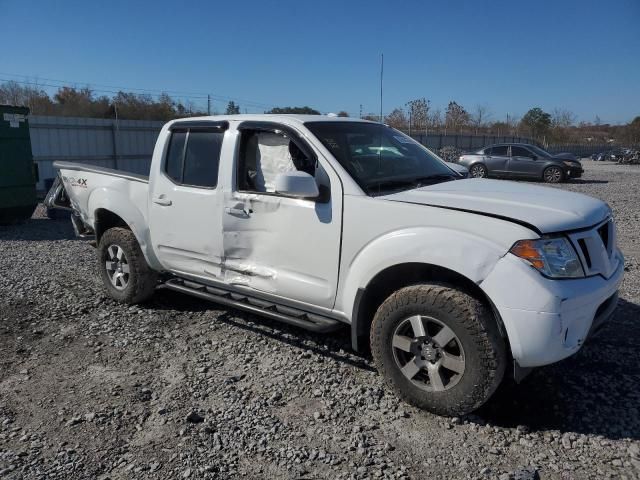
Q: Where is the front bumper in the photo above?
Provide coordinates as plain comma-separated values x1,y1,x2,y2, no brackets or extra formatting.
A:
481,250,624,368
565,166,584,178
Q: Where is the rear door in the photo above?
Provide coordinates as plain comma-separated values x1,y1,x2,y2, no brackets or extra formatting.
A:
509,146,542,178
148,122,227,278
484,146,509,173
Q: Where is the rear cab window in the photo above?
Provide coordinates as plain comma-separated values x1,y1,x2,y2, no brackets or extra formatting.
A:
164,123,227,188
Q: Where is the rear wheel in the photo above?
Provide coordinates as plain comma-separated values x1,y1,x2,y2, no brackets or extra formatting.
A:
98,227,158,304
469,163,488,178
370,283,506,416
543,166,564,183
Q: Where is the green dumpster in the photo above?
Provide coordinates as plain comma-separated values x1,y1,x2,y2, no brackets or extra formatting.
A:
0,105,38,224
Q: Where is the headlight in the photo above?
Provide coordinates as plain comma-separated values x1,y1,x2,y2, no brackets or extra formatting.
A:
563,161,575,167
510,237,584,278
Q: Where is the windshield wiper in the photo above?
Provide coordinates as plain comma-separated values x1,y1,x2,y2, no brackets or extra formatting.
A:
366,174,455,195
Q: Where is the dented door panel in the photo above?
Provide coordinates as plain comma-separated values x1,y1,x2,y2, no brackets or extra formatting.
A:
222,191,340,308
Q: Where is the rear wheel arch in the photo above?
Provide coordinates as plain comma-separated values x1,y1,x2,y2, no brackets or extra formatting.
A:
350,263,509,354
94,208,130,243
468,162,488,178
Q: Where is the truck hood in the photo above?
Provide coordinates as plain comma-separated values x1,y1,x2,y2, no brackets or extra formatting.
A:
381,179,610,234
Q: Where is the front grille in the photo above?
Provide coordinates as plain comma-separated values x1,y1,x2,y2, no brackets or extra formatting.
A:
577,238,592,268
568,218,617,278
597,222,609,251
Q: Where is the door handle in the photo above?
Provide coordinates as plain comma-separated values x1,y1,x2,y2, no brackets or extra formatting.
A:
225,203,252,217
152,195,172,206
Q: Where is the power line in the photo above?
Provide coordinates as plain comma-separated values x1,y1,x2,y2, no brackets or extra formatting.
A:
0,72,281,111
1,72,390,117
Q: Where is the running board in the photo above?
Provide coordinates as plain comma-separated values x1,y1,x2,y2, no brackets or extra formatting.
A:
162,278,343,333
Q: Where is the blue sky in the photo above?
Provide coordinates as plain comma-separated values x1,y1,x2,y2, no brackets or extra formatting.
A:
3,0,639,123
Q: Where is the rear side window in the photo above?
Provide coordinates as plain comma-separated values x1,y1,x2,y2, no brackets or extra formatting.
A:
164,129,224,188
165,132,186,183
490,146,509,156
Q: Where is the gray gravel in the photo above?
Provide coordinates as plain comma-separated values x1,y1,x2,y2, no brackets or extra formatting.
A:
1,160,639,479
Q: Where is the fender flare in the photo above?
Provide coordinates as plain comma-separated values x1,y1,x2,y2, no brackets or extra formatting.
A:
339,227,508,350
87,187,162,270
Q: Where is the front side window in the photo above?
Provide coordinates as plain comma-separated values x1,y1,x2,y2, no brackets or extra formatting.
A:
511,146,534,158
305,122,455,195
238,129,315,193
164,129,223,188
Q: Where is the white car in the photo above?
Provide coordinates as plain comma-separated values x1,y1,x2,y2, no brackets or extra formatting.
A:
46,115,623,416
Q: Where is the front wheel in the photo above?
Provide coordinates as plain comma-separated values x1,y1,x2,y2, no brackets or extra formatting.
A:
370,284,506,416
543,166,564,183
98,227,158,304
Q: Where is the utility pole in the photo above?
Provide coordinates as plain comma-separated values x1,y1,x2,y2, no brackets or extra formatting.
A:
359,104,363,119
379,53,384,123
207,95,211,115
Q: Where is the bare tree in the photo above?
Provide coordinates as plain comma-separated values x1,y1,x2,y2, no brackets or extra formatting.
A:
551,108,576,128
471,104,492,134
445,101,470,133
427,108,442,132
384,108,408,130
406,98,430,133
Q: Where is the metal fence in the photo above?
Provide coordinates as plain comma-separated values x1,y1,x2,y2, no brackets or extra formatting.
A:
27,115,635,192
407,133,536,151
29,115,163,190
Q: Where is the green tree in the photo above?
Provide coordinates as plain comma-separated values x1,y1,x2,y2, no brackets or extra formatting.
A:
265,106,320,115
521,107,552,138
225,101,240,115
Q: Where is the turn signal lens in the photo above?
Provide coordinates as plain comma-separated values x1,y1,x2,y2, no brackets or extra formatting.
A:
510,238,585,279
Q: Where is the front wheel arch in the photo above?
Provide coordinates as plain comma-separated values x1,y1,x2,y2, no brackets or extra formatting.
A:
351,263,509,354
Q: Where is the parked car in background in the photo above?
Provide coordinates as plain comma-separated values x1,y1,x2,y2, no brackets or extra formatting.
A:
458,143,583,183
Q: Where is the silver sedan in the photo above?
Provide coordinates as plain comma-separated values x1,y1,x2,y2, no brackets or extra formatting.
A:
458,143,583,183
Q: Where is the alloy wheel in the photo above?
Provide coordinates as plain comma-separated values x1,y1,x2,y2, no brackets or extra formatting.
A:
470,164,487,178
105,244,130,291
392,315,466,392
544,167,563,183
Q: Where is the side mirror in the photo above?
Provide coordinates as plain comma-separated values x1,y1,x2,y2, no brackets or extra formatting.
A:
275,171,319,199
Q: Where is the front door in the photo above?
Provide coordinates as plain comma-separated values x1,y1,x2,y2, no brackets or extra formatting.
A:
221,122,342,310
485,145,510,174
509,146,542,178
148,122,227,279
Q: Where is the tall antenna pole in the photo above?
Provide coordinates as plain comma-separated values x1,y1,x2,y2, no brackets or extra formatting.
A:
207,95,211,115
379,54,384,123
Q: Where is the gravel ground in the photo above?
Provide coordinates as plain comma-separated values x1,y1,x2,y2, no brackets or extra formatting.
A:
1,161,639,480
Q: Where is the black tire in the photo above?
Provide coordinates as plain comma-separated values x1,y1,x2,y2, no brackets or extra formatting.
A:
370,283,506,416
543,166,564,183
469,163,488,178
98,227,158,304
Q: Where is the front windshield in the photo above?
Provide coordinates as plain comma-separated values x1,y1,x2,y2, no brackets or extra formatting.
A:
528,145,552,157
305,121,455,195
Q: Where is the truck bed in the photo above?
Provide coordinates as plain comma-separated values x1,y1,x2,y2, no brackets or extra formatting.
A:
53,161,149,183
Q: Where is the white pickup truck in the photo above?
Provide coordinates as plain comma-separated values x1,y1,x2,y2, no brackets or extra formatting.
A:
46,115,624,416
